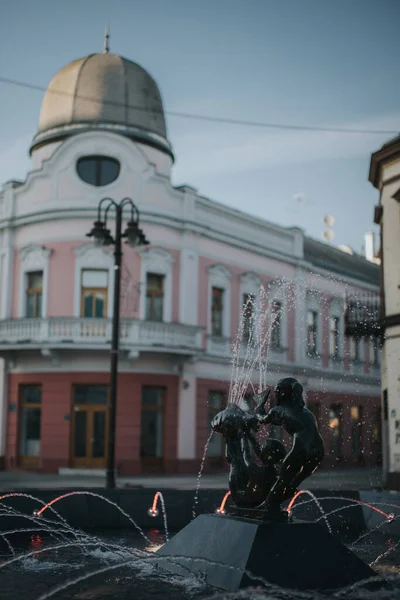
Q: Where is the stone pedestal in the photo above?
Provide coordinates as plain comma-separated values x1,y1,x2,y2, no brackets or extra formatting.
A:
156,513,376,591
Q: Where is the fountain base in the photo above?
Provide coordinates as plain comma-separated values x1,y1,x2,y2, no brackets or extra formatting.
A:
155,513,376,592
226,505,289,522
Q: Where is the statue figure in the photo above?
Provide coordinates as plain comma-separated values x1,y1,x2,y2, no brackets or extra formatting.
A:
211,377,324,519
255,377,325,515
211,391,286,509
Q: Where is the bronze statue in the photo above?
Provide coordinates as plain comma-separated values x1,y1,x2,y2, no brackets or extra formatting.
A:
255,377,324,514
211,396,286,508
211,377,324,519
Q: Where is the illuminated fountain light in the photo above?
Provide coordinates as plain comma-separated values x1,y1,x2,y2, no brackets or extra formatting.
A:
287,489,332,533
26,490,150,542
216,491,231,514
148,492,162,518
147,492,169,540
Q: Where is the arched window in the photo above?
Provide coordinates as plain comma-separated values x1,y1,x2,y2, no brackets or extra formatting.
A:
76,156,120,187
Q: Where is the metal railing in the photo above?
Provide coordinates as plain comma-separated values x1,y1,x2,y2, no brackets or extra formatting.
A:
345,292,381,337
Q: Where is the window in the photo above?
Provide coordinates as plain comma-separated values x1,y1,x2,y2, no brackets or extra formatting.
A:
211,287,224,337
77,156,120,187
383,389,388,421
351,406,363,461
19,385,42,465
329,404,342,459
307,310,318,355
74,385,108,405
146,273,164,321
208,391,225,457
329,316,340,358
372,407,381,445
140,387,164,462
242,293,255,341
368,337,379,365
26,271,43,318
349,336,361,362
81,270,108,317
271,300,282,349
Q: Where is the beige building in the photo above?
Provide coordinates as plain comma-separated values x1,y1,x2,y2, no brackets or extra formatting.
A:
370,135,400,489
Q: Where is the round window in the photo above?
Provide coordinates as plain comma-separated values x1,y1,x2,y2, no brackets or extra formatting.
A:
77,156,120,187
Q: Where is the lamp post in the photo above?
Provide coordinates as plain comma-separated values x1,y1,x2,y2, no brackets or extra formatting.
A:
87,197,149,489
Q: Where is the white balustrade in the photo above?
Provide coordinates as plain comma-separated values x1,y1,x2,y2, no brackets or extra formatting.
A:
0,317,203,353
206,335,231,357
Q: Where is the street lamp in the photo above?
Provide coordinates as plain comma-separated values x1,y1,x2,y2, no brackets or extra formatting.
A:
87,197,149,489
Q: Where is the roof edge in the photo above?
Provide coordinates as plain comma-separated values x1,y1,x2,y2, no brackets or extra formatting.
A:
369,134,400,188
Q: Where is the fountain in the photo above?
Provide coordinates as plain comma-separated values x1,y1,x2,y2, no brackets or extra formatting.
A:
1,282,399,598
155,377,377,591
0,477,399,598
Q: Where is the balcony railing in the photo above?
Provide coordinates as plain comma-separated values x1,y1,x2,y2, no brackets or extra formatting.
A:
344,292,382,338
0,318,204,355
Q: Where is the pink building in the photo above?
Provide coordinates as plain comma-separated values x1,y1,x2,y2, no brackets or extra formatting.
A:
0,50,381,475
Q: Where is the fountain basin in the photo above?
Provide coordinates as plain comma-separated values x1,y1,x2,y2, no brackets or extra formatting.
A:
0,487,371,539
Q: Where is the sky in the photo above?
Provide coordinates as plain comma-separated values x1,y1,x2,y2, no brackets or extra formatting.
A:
0,0,399,252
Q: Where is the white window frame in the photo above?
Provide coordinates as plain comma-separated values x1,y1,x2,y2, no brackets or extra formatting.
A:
268,279,288,351
73,243,114,318
138,247,175,323
368,336,380,366
208,264,231,338
305,291,323,357
239,272,261,341
349,335,363,363
19,244,52,318
328,298,344,366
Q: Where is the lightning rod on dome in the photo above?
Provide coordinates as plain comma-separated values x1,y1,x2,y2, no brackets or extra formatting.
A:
103,24,110,54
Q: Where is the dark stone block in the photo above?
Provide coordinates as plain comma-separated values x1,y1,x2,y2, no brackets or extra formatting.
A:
156,513,376,592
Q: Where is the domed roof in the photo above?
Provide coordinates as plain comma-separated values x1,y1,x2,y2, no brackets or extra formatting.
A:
31,53,172,157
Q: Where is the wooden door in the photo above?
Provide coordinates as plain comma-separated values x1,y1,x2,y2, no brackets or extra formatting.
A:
140,387,165,469
71,385,108,469
18,384,42,468
72,406,108,468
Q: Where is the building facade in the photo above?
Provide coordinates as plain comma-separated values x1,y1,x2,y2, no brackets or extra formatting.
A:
0,49,381,475
370,135,400,488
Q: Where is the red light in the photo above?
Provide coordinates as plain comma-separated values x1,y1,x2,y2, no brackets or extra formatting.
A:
216,491,231,514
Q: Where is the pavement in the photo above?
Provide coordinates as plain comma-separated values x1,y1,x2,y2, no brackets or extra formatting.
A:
0,466,384,492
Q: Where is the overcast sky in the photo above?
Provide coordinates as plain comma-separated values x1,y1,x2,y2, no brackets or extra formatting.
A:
0,0,399,251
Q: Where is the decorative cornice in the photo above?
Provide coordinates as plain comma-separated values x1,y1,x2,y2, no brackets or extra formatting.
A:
239,271,261,289
74,242,113,259
369,135,400,188
208,263,232,282
138,246,175,266
19,243,53,264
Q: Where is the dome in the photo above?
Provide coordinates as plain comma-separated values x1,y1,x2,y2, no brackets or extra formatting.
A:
30,53,172,158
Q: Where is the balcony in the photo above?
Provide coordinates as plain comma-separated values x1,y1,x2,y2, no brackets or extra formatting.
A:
206,335,232,358
0,318,204,356
344,292,382,338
